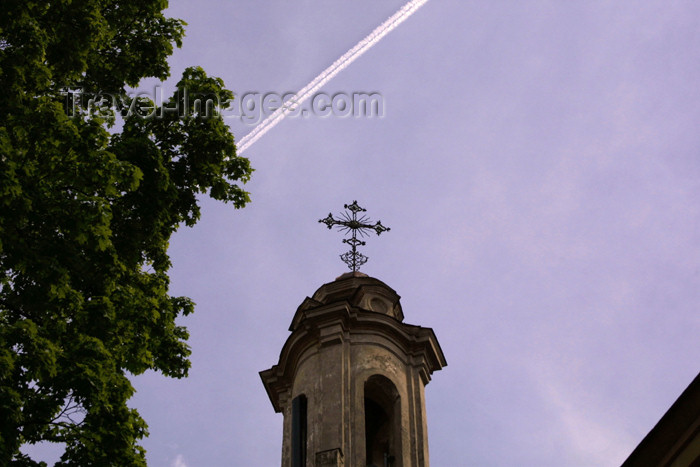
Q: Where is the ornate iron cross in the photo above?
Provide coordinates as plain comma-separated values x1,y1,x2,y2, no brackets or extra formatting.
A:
319,201,390,272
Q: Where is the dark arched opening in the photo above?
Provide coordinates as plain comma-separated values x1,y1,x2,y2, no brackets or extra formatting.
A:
364,375,401,467
291,394,307,467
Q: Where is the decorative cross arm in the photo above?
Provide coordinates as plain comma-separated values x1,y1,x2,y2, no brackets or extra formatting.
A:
318,201,390,272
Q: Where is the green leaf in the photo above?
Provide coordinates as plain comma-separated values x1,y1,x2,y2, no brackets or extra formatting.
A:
0,1,252,464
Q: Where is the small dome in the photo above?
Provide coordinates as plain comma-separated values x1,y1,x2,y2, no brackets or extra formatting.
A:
307,274,404,321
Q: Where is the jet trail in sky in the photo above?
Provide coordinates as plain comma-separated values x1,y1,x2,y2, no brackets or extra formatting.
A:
237,0,430,155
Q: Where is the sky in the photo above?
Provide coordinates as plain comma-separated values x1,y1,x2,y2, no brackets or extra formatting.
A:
28,1,700,466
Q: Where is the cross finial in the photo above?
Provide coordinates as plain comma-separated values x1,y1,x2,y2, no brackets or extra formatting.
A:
319,201,390,272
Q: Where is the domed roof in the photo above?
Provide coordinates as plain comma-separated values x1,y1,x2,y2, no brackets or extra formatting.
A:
289,273,404,331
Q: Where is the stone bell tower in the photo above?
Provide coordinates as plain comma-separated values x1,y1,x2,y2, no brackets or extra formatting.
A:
260,202,446,466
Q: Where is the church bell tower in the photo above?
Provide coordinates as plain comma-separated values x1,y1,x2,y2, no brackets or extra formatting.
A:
260,203,446,466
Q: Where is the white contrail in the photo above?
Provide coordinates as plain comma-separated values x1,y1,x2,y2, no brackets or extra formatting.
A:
237,0,430,155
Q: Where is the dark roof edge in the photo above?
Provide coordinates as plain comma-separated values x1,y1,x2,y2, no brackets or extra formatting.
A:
621,371,700,467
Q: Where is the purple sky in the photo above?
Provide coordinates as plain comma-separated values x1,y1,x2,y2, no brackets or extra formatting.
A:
28,1,700,465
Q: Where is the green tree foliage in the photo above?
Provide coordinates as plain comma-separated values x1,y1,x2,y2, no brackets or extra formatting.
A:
0,1,252,464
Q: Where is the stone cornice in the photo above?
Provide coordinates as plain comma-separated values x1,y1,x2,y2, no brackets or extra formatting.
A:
260,295,446,412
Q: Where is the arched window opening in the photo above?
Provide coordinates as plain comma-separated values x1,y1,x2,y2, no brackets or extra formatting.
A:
364,375,400,467
291,394,307,467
